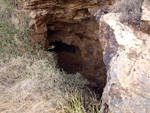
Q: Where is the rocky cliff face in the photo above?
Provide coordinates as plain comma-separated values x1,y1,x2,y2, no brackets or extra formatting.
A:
18,0,150,112
100,0,150,112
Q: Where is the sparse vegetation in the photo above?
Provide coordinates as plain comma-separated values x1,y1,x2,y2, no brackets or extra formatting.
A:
64,91,102,113
0,0,33,60
0,0,102,112
0,53,89,112
113,0,143,26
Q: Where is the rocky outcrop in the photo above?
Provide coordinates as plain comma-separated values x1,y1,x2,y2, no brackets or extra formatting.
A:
141,0,150,21
100,0,150,112
140,0,150,34
18,0,99,46
17,0,114,46
17,0,116,87
18,0,150,112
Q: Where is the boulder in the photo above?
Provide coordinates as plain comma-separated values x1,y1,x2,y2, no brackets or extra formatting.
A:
100,11,150,113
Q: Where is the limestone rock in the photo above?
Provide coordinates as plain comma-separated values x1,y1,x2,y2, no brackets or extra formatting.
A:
100,12,150,113
141,0,150,21
140,0,150,35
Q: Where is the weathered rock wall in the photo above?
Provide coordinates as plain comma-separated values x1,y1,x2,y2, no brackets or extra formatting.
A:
18,0,109,46
100,0,150,112
17,0,115,86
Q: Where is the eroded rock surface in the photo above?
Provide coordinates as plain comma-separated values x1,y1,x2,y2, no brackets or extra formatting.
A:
140,0,150,35
18,0,110,46
100,0,150,112
18,0,116,88
141,0,150,21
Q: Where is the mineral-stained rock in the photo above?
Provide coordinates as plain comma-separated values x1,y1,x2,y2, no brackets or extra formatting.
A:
100,12,150,113
99,1,150,112
17,0,113,46
18,0,98,46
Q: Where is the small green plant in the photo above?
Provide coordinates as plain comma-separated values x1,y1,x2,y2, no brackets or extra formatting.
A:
63,90,102,113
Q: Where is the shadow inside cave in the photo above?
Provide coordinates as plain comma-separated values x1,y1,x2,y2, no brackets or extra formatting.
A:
48,41,83,74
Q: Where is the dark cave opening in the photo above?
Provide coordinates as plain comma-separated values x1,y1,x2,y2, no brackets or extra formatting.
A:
46,17,107,97
49,41,76,53
48,41,83,74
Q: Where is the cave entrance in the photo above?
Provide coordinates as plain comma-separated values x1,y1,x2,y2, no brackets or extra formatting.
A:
46,16,107,96
48,41,83,74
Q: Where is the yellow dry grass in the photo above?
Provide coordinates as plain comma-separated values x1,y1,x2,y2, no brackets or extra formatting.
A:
0,52,88,113
0,0,103,112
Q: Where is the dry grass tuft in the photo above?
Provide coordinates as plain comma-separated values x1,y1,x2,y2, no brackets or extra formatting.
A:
64,90,102,113
0,0,102,112
113,0,143,26
0,52,88,113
